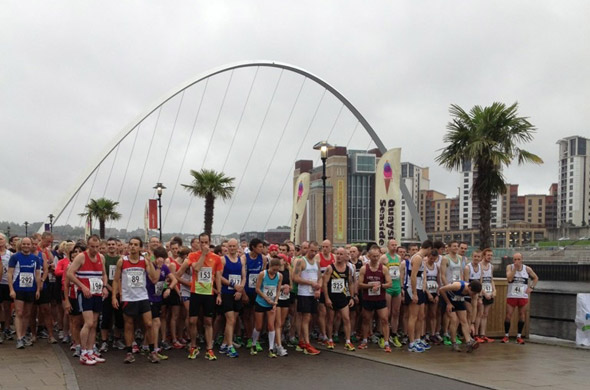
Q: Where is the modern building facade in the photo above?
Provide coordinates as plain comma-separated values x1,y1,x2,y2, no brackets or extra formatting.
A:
557,136,590,227
400,162,429,240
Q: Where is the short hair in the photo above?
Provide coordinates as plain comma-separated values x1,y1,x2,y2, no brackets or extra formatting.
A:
309,241,319,248
129,236,143,247
369,244,381,252
107,237,118,243
178,246,190,257
88,235,101,243
430,249,439,257
213,245,223,255
0,233,6,241
421,240,433,249
70,243,86,258
190,237,199,245
153,246,168,259
448,240,459,246
433,240,445,250
170,236,183,246
459,241,469,247
198,232,210,241
482,248,493,256
269,257,281,267
41,231,53,240
469,280,482,293
249,238,263,251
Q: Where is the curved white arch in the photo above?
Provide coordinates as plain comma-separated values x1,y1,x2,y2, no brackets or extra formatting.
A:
45,60,426,239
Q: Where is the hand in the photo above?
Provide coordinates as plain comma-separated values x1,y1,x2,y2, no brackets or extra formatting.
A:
9,290,16,300
234,291,242,301
434,296,439,304
446,304,452,314
312,282,320,290
314,290,320,299
242,293,249,304
372,283,380,292
64,301,72,313
216,295,222,305
411,294,418,304
428,294,434,303
102,287,108,299
348,299,354,308
35,290,40,300
325,299,333,309
82,286,91,298
470,323,475,335
526,287,533,295
163,289,171,299
282,284,290,294
112,297,119,310
234,284,244,293
201,245,210,255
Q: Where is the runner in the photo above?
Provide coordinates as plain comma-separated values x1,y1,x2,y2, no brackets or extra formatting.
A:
439,280,482,352
478,248,496,343
67,235,108,365
379,239,402,348
404,240,431,353
175,246,192,349
34,232,56,343
463,250,482,342
251,257,282,357
99,238,124,352
146,246,177,360
358,245,392,352
112,237,161,364
0,233,13,343
292,241,321,355
323,247,356,351
314,240,335,344
165,241,183,349
61,244,84,357
440,240,463,345
348,245,363,342
274,253,291,356
215,238,245,358
175,233,222,361
424,249,442,344
502,253,539,344
7,237,42,349
242,238,267,352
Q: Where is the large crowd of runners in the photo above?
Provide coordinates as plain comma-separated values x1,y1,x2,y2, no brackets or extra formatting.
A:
0,231,539,365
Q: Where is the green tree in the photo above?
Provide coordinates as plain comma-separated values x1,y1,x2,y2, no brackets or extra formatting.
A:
182,169,235,236
79,198,122,239
436,102,543,249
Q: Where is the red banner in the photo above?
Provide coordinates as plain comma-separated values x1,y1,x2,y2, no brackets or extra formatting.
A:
148,199,158,229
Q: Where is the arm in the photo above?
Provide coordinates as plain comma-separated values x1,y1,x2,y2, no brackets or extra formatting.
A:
175,261,192,287
101,255,108,298
526,266,539,294
410,256,421,299
146,258,160,284
41,252,49,284
382,265,392,289
35,264,42,299
506,264,516,282
111,259,123,309
7,267,15,299
215,257,224,297
68,253,91,298
322,267,333,308
463,265,470,283
440,257,448,285
438,282,455,313
255,271,269,304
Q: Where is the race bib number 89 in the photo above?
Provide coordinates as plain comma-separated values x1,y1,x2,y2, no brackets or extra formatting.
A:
127,270,145,288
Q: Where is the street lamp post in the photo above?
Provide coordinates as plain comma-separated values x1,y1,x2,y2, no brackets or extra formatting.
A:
24,221,29,236
48,214,54,233
153,183,166,242
313,141,334,241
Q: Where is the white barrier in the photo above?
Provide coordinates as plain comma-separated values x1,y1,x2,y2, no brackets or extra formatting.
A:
575,293,590,346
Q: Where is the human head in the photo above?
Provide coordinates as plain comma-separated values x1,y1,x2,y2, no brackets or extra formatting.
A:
513,252,523,268
427,249,438,263
387,239,398,254
368,244,381,263
106,237,118,256
408,244,419,256
249,238,263,255
0,233,6,249
227,238,238,256
336,247,347,263
300,241,309,256
18,237,33,254
70,243,85,259
321,240,332,255
396,246,406,258
308,241,319,259
468,280,482,294
349,245,359,261
41,231,53,247
149,236,161,251
153,246,168,267
482,248,493,263
433,240,445,255
269,244,279,257
170,241,180,258
129,236,143,255
268,257,281,273
472,250,482,264
99,240,107,255
448,240,458,255
459,242,468,256
198,233,210,252
87,235,101,256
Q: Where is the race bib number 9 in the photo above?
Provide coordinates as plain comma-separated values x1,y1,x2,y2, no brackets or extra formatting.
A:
389,266,400,280
248,273,258,289
331,278,345,294
127,270,145,288
264,285,276,299
89,278,103,295
19,272,34,288
198,267,212,284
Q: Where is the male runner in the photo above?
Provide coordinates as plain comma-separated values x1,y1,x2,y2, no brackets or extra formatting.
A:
242,238,266,352
405,240,432,352
358,245,392,352
440,240,463,345
439,280,482,352
502,253,538,344
112,237,161,363
379,239,402,348
0,233,14,343
424,249,442,343
463,250,482,341
99,238,124,352
67,235,108,365
314,240,335,344
478,248,496,342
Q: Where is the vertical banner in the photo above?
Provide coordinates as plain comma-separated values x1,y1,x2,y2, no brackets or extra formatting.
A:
148,199,158,229
336,180,344,241
290,172,311,244
84,216,92,240
144,202,150,244
375,148,401,247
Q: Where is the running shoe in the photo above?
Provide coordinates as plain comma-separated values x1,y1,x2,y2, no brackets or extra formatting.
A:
317,337,327,346
344,342,355,351
332,334,340,343
227,346,239,358
24,336,33,346
147,351,160,363
246,338,253,349
296,341,305,352
205,349,217,360
255,341,263,352
516,337,525,345
268,349,277,358
89,353,106,363
408,342,424,353
391,335,402,348
172,340,185,349
132,342,140,354
58,330,64,340
219,344,229,354
443,335,452,345
73,345,81,357
466,339,479,353
357,342,368,350
288,336,299,347
113,339,126,350
99,341,109,353
276,345,288,357
250,346,257,355
326,340,335,349
39,329,49,339
124,352,135,364
501,336,510,343
474,336,486,343
418,339,432,350
483,336,495,343
16,338,25,349
370,334,380,344
303,343,320,355
161,340,172,350
62,335,71,344
455,336,462,345
187,346,200,359
384,345,392,353
378,337,385,349
351,334,358,343
234,336,243,348
156,352,169,360
452,343,462,352
215,334,223,346
80,354,97,366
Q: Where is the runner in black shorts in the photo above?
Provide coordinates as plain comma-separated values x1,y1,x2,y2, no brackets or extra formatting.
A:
439,280,482,352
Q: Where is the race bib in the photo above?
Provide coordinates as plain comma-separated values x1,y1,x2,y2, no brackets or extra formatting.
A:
279,287,290,300
368,283,381,296
248,273,258,289
127,270,145,288
427,280,438,294
198,267,212,284
416,276,423,290
19,272,34,288
452,269,461,282
513,284,524,295
155,281,164,296
264,285,276,299
483,283,493,294
228,274,241,290
109,265,117,281
331,278,345,294
89,278,103,295
389,266,400,280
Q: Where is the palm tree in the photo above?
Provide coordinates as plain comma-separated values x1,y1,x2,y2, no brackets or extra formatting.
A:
182,169,235,236
79,198,122,239
436,102,543,249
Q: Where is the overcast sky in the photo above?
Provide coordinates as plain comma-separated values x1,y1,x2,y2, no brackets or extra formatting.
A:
1,1,589,235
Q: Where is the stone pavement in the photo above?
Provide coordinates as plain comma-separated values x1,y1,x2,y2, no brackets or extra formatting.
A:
327,339,590,390
0,341,74,390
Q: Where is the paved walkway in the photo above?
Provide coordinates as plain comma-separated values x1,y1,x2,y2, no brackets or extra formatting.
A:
1,338,589,390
